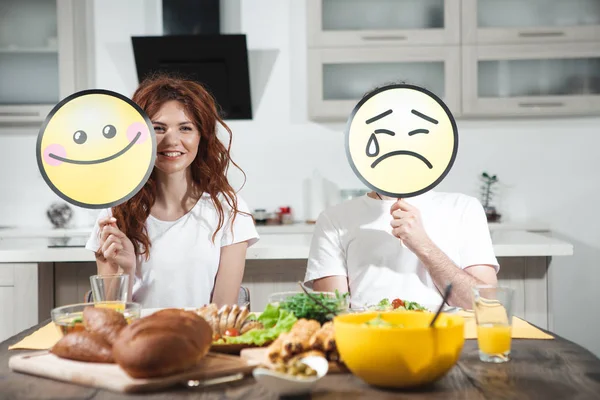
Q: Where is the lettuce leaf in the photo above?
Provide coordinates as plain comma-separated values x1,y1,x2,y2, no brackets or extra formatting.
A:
218,304,297,346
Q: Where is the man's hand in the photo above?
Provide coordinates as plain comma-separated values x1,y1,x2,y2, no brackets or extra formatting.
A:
390,199,433,254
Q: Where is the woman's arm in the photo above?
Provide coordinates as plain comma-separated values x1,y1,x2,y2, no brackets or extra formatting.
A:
93,217,137,301
211,241,249,307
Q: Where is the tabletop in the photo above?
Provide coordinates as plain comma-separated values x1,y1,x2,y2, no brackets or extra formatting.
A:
2,321,600,400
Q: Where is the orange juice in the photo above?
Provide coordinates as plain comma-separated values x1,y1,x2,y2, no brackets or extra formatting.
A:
477,324,512,354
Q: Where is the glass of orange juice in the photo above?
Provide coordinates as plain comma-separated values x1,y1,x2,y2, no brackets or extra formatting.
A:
472,285,515,363
90,274,129,311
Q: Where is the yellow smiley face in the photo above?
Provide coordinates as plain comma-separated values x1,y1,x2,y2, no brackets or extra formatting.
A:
345,85,458,197
36,90,156,208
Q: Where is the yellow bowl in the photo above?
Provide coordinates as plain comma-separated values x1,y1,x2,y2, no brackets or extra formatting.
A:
333,311,465,388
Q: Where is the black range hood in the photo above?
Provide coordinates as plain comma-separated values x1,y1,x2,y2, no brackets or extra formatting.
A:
131,34,252,120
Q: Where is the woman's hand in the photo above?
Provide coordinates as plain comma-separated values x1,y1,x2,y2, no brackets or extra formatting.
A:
96,217,136,274
390,199,433,255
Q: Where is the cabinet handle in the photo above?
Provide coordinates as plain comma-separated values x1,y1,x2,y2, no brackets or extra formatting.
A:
361,35,407,41
0,111,40,117
518,31,565,38
518,102,565,108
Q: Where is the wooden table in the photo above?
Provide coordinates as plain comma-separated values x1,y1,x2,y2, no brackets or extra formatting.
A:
2,321,600,399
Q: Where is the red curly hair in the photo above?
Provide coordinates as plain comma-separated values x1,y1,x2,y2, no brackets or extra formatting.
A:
111,73,246,258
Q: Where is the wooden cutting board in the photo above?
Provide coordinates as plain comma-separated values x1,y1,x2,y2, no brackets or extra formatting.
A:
9,351,258,393
240,347,348,374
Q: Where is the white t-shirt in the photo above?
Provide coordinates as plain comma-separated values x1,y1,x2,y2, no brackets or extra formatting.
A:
304,191,499,308
86,193,259,308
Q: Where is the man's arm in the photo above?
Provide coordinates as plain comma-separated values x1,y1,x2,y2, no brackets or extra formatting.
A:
390,199,498,309
412,240,497,308
312,275,349,294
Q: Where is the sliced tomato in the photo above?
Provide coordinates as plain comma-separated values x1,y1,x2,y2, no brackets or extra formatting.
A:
391,298,405,309
224,328,239,337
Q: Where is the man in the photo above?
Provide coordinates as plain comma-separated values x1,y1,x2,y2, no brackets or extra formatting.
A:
304,190,498,309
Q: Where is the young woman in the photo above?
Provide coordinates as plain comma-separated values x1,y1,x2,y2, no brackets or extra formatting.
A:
85,74,258,308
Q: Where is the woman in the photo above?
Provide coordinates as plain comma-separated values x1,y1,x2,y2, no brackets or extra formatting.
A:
85,74,259,308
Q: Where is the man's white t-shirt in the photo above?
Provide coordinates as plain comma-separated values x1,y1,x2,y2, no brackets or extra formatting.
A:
304,191,499,308
86,193,259,308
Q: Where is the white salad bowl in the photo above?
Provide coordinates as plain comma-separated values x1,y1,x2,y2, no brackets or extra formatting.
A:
252,355,329,396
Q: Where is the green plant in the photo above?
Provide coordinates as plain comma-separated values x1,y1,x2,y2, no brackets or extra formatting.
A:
480,172,498,209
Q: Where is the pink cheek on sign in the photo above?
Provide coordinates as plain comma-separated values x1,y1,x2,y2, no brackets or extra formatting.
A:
127,122,149,144
43,144,66,166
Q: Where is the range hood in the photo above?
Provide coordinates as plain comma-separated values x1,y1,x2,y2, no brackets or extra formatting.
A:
131,34,253,120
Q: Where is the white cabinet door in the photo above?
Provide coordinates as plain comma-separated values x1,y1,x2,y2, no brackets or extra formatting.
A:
462,0,600,45
307,0,460,48
0,263,38,342
462,43,600,117
308,46,461,121
0,0,91,124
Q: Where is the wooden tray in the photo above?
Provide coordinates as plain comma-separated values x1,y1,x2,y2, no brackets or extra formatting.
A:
9,351,258,393
240,347,348,374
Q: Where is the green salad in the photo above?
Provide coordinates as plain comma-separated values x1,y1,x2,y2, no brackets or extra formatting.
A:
364,314,405,328
370,298,428,312
215,304,297,346
278,290,350,324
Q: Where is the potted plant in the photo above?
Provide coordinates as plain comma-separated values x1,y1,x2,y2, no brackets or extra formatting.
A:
480,172,501,222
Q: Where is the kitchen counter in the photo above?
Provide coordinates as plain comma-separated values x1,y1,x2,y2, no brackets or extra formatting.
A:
0,220,551,239
0,229,573,263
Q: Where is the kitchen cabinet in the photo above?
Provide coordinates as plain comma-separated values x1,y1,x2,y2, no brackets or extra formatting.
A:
462,43,600,117
307,46,461,120
0,0,92,125
307,0,460,48
306,0,600,120
461,0,600,45
0,263,37,342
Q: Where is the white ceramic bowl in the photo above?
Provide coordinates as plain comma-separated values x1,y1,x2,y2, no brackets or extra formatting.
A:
252,356,329,396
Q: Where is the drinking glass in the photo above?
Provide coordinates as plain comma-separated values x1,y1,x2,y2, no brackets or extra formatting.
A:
89,274,129,311
472,285,515,363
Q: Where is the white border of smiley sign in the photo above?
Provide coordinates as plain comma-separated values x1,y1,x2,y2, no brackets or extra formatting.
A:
36,89,157,209
344,84,459,198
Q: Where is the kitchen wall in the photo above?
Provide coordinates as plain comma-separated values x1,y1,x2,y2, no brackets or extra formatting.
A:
0,0,597,356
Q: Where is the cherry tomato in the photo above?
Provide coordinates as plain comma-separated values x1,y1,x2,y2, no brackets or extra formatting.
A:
392,298,405,309
224,328,239,337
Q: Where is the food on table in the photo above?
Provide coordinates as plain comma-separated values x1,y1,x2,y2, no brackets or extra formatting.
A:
371,298,427,311
309,321,335,354
112,309,212,379
51,306,126,363
212,304,297,346
281,319,320,359
364,314,405,328
51,331,114,363
272,350,324,378
52,302,140,338
196,303,263,341
54,315,86,336
267,319,340,366
82,306,127,345
277,291,349,324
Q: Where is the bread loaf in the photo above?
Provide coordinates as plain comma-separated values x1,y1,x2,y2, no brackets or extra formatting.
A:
83,306,127,345
112,309,212,379
51,331,114,363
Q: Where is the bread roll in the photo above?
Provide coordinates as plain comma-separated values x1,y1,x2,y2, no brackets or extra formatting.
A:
51,331,114,363
112,309,212,379
83,306,127,345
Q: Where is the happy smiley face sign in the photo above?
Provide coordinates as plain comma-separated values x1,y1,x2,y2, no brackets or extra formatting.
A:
37,90,156,209
345,84,458,198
